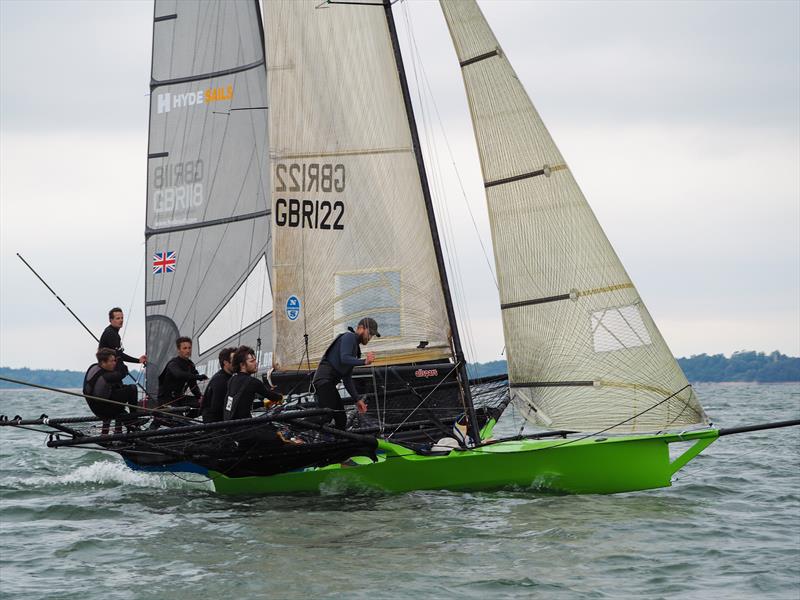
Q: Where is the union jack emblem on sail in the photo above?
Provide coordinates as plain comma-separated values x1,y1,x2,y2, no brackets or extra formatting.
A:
152,251,176,274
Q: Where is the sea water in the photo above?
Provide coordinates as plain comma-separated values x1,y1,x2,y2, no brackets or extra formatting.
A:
1,383,798,599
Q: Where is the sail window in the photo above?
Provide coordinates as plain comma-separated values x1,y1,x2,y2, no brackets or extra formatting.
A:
333,271,401,337
591,304,652,353
198,255,273,353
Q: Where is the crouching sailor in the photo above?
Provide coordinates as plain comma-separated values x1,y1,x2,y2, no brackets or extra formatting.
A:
83,347,139,433
224,346,282,421
157,336,207,410
312,317,378,429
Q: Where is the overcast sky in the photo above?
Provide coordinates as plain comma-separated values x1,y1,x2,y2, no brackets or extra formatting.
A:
1,0,798,371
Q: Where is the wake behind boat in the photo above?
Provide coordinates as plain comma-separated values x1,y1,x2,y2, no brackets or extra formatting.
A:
2,0,797,495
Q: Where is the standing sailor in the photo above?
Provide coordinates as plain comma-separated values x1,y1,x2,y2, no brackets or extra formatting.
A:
224,346,282,421
98,307,147,375
201,347,236,423
312,317,378,429
156,336,207,408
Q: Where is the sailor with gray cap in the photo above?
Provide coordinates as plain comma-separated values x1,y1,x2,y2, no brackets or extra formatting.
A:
312,317,380,429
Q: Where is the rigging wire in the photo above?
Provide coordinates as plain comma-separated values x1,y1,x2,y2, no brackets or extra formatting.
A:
385,362,460,440
122,245,146,348
399,3,477,363
236,218,259,348
400,2,498,291
399,2,502,367
0,375,194,422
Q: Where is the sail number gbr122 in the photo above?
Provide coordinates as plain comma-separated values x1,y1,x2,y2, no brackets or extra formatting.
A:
274,162,345,230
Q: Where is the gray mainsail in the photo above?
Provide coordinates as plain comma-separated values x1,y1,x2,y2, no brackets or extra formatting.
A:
145,0,272,395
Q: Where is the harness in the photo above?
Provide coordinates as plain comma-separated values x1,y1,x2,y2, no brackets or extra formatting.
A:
83,364,104,397
316,329,361,379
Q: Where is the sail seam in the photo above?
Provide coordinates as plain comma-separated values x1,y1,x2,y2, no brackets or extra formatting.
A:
274,147,412,160
460,49,499,68
150,59,265,90
145,209,271,238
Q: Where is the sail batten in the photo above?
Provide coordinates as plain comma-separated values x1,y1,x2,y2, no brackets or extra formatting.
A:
459,49,500,68
150,58,266,89
440,0,708,433
144,209,271,237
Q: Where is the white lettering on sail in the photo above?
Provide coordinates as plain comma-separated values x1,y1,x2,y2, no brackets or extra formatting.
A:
152,159,204,217
153,184,203,214
173,91,204,109
157,93,171,114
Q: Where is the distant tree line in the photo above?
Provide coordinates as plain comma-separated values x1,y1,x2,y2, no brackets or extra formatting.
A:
0,367,141,390
1,352,797,389
468,350,800,383
466,360,509,379
676,351,800,383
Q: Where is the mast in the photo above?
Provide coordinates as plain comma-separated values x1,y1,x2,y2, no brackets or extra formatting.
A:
382,0,482,445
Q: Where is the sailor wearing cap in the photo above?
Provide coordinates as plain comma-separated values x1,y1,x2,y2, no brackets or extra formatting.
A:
312,317,380,429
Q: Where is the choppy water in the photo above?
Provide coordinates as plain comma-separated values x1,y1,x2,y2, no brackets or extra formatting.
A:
1,383,798,599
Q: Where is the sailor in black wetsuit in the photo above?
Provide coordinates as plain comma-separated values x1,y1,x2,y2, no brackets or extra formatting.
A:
156,336,207,408
201,347,236,423
312,317,379,429
223,345,283,421
98,307,146,377
83,347,139,433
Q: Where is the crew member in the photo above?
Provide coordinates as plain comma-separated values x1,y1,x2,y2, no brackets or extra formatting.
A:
98,307,146,376
201,347,236,423
311,317,378,429
83,347,139,433
224,346,282,421
156,336,207,408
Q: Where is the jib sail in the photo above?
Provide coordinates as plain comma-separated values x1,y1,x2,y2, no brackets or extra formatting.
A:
440,0,708,433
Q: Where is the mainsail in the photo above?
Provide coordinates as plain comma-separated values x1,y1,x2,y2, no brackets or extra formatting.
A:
264,0,454,372
145,0,273,395
440,0,708,433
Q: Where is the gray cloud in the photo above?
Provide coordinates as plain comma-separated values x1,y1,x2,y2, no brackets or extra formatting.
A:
1,0,798,370
0,0,152,133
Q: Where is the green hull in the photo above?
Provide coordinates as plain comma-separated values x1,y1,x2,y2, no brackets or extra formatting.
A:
210,428,719,495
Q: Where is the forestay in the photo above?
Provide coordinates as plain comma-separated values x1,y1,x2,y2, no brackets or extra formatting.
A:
265,0,453,371
145,0,273,394
440,0,708,432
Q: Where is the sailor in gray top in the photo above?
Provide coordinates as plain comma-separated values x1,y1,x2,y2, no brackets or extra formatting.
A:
312,317,379,429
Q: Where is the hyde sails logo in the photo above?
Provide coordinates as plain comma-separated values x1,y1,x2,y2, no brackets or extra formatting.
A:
157,85,234,114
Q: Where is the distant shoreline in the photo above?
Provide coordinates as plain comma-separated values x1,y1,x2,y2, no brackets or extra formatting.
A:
1,351,798,389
